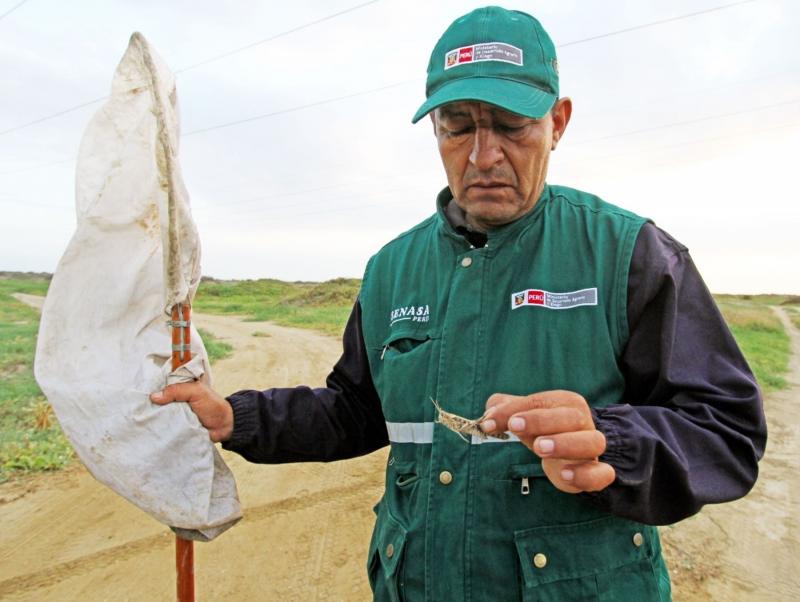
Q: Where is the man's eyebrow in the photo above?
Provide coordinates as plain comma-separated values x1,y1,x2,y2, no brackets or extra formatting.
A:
488,108,530,121
438,107,470,119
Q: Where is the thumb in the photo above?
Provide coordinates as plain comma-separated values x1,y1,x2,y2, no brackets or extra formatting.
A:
149,382,196,405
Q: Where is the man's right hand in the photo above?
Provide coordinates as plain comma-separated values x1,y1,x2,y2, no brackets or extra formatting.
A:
150,382,234,443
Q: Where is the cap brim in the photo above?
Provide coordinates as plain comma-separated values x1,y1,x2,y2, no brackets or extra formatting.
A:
411,77,556,124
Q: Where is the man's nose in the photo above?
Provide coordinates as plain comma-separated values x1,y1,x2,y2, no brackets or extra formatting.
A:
469,127,504,169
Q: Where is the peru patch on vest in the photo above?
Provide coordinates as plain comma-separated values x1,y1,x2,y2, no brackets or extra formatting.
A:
511,287,598,310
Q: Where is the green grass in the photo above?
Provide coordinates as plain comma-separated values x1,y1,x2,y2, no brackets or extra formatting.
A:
0,276,237,483
778,297,800,330
0,276,74,483
0,274,795,482
194,277,360,337
714,295,790,392
197,327,234,362
788,308,800,330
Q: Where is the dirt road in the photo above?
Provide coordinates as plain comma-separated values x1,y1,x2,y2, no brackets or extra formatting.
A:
1,295,798,600
2,296,386,601
658,307,800,601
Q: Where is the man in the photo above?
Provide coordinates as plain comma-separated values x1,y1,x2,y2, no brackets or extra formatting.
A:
152,7,766,600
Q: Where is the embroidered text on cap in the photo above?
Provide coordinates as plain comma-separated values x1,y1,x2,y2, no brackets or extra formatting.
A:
444,42,523,70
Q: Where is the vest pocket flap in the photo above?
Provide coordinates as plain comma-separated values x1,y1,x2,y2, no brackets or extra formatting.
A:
508,462,546,479
380,329,438,353
514,517,652,588
375,510,408,580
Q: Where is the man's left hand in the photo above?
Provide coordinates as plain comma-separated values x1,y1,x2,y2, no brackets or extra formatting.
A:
480,390,615,494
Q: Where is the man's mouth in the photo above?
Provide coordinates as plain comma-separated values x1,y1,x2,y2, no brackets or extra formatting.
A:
468,182,511,189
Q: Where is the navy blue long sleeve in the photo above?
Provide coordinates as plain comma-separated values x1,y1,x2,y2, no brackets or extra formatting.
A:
588,224,766,524
223,223,766,525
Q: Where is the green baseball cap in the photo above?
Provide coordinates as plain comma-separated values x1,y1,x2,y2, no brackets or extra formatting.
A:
411,6,559,123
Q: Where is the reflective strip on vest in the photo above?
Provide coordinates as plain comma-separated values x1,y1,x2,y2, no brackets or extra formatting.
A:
386,422,520,445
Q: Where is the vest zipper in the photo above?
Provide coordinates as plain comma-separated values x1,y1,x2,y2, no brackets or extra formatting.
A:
520,477,530,495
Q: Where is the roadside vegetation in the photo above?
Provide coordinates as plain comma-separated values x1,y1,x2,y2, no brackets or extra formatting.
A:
715,294,793,392
197,327,234,362
0,274,793,482
193,277,360,337
0,275,73,483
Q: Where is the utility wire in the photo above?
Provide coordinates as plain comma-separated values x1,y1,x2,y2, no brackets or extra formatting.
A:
567,120,800,166
0,157,74,176
0,97,106,137
0,0,381,137
9,121,799,212
0,0,29,22
2,93,795,178
559,0,759,47
174,0,379,73
570,98,800,145
183,78,418,136
0,0,761,139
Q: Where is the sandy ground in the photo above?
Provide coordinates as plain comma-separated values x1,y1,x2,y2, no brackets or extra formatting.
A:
1,294,798,600
657,307,800,601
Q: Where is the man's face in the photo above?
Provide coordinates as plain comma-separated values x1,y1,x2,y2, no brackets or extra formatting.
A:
432,99,571,231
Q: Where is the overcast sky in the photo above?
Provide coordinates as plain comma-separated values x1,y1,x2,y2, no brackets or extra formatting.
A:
1,0,798,293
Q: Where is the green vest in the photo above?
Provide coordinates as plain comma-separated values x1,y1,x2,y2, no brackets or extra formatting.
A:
360,184,672,601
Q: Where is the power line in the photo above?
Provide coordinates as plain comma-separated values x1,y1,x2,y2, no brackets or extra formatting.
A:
183,78,418,136
198,177,385,209
558,0,759,48
0,78,420,175
570,98,800,146
568,120,800,166
0,0,763,140
3,93,796,178
0,197,67,209
0,157,74,176
174,0,379,73
0,0,780,172
214,179,435,218
0,1,381,138
0,0,29,22
0,97,106,137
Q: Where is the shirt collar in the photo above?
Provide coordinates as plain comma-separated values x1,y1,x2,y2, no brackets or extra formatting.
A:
436,185,551,248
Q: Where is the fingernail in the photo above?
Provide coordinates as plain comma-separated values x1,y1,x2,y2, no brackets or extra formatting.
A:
483,406,496,419
561,468,574,481
481,419,496,432
537,438,554,454
150,391,163,401
509,416,525,431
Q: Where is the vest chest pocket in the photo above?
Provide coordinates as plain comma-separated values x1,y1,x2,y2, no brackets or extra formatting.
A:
514,517,663,601
374,329,440,418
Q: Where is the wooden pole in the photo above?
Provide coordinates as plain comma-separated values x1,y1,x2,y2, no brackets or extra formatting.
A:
171,303,195,602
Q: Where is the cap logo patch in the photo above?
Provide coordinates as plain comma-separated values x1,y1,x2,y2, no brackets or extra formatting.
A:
510,288,598,310
444,42,523,70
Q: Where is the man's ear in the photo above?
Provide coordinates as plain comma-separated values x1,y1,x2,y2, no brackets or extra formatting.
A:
550,97,572,150
429,111,437,135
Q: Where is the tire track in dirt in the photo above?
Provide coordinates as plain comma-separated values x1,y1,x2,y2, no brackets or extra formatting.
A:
0,478,382,598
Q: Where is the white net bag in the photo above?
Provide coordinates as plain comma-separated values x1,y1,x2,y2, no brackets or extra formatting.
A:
35,33,241,541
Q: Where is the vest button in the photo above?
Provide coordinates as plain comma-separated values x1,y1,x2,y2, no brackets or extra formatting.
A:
533,553,547,569
386,543,394,558
460,257,472,267
633,532,644,547
438,470,453,485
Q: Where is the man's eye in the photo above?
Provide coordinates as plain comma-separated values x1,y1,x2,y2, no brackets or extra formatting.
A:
446,126,473,137
497,124,526,134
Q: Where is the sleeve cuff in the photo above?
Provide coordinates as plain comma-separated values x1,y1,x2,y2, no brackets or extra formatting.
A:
222,390,260,451
592,406,628,469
